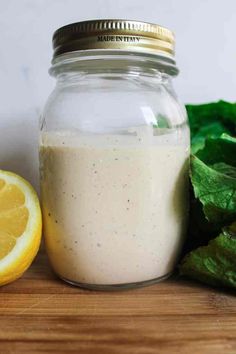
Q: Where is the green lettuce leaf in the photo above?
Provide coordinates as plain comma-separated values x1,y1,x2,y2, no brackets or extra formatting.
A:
190,135,236,225
191,122,227,153
196,133,236,166
186,100,236,153
180,224,236,288
180,101,236,289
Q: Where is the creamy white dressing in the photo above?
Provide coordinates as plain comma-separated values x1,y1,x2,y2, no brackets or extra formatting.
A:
40,128,189,285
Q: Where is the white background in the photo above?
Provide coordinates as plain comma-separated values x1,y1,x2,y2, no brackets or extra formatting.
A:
1,0,236,188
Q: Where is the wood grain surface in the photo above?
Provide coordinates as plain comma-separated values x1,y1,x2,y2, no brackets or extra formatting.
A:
0,251,235,354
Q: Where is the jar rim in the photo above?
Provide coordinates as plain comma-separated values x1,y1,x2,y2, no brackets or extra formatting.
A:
50,50,179,77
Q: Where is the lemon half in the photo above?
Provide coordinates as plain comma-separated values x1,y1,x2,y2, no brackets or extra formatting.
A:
0,170,42,285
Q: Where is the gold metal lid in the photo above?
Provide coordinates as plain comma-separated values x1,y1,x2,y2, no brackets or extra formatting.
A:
52,19,175,59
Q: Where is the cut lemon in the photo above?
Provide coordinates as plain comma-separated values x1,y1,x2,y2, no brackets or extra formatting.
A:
0,170,42,285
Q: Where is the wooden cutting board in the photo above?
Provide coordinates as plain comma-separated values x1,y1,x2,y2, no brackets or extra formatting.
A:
0,251,235,354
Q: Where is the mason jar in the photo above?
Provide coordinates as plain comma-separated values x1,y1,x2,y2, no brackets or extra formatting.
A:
39,19,190,290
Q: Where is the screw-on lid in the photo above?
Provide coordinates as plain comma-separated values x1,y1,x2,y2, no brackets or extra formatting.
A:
52,19,175,59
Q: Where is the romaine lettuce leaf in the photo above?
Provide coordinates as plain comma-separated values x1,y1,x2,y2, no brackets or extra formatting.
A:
191,122,227,153
180,104,236,289
186,100,236,153
180,224,236,289
191,135,236,224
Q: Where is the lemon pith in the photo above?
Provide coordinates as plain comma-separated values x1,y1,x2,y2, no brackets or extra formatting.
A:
0,170,42,285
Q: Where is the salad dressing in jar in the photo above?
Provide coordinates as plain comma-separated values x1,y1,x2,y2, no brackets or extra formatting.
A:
40,19,190,290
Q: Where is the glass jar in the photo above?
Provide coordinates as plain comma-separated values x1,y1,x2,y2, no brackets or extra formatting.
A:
39,19,190,290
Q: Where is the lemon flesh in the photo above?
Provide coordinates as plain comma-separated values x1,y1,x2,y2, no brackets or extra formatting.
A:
0,170,42,285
